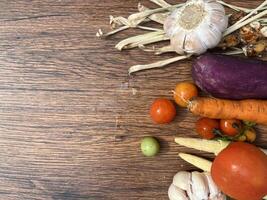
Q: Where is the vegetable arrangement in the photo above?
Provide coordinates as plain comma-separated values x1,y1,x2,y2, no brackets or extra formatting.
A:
98,0,267,200
175,138,267,200
98,0,267,74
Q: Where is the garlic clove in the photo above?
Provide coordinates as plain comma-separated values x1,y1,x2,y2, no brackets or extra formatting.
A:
205,2,225,15
203,172,221,199
208,12,228,32
196,21,222,48
170,31,187,55
173,171,191,191
191,171,209,200
184,31,207,55
164,9,182,37
168,184,189,200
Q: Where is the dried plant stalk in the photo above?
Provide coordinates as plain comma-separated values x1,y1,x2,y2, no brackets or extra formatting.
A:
96,26,129,38
127,5,180,27
235,0,267,25
222,49,244,55
129,55,190,74
150,0,171,8
139,45,174,55
138,4,169,24
224,9,267,36
217,0,251,12
115,30,167,50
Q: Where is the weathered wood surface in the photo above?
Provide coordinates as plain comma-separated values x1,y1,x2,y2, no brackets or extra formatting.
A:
0,0,266,199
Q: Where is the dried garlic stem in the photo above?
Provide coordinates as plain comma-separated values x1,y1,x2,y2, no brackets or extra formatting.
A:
224,9,267,36
222,49,244,55
217,1,251,12
136,26,162,31
150,0,171,8
235,0,267,25
138,4,169,24
115,30,167,50
139,45,174,55
127,4,180,26
96,26,129,38
128,55,190,74
155,45,175,55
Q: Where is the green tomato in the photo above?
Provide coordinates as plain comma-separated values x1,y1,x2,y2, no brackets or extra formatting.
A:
140,136,160,157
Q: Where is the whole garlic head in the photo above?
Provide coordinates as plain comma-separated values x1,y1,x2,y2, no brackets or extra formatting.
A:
168,171,226,200
164,0,228,55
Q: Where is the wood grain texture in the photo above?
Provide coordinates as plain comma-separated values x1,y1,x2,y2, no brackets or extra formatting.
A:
0,0,266,199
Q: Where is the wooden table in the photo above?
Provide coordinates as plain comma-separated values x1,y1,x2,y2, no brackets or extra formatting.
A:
0,0,266,199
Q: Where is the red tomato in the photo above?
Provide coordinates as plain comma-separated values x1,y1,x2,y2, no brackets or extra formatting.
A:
150,99,176,124
220,119,242,136
195,118,219,139
211,142,267,200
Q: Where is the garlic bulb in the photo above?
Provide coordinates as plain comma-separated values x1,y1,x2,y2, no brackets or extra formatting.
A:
164,0,228,55
168,171,226,200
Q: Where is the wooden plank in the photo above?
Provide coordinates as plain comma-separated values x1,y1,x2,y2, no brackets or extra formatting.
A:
0,0,265,199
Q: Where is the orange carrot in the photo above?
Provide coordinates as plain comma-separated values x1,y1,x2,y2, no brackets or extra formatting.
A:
188,97,267,125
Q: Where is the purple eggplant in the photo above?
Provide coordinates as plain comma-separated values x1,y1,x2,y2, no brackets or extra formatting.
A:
192,53,267,100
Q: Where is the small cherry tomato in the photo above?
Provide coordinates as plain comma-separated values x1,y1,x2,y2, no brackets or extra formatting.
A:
211,142,267,200
140,136,160,157
195,118,220,139
220,119,242,136
173,82,198,107
150,99,176,124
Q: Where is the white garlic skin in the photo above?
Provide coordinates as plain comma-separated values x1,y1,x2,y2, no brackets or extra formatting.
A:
164,0,228,55
168,184,189,200
191,172,209,200
204,172,221,199
173,171,191,191
168,171,226,200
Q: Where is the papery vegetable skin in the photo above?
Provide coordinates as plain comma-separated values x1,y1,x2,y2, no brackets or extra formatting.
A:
164,0,228,55
192,54,267,99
